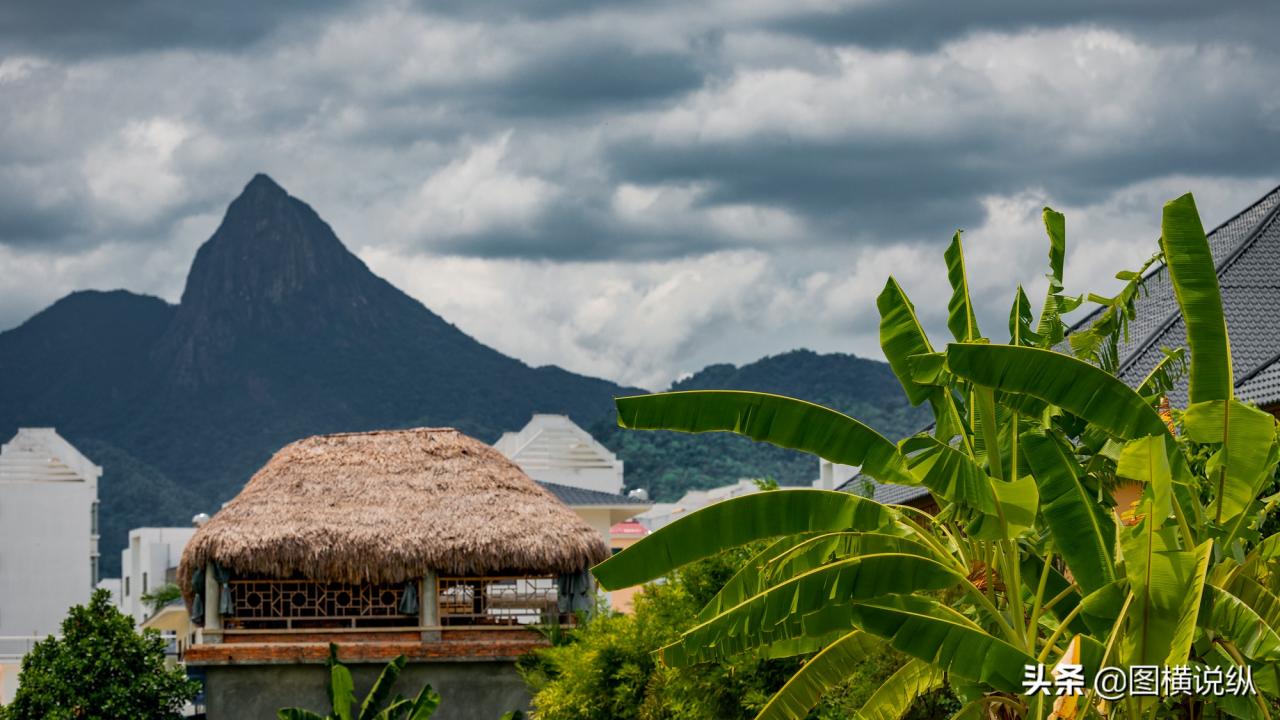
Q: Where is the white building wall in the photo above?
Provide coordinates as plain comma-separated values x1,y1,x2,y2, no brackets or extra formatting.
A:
0,428,100,704
813,459,859,491
572,508,614,543
113,528,197,624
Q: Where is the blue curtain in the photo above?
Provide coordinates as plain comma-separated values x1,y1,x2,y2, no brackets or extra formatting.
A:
212,563,234,616
398,580,419,615
557,570,594,614
190,565,206,623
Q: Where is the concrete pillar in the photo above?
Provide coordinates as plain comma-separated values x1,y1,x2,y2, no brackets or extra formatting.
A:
203,562,222,644
419,570,440,642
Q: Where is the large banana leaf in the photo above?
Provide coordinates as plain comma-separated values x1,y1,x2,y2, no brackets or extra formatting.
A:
1160,192,1232,404
1199,585,1280,662
614,390,914,486
901,435,995,513
760,532,943,587
593,490,896,590
1022,432,1117,594
1222,573,1280,635
946,343,1169,440
753,631,887,720
878,278,938,407
403,684,441,720
966,474,1038,541
1182,398,1278,523
843,594,1036,693
359,655,406,720
945,231,982,342
1119,523,1210,667
1115,435,1172,524
699,532,933,626
749,630,854,660
695,533,824,624
328,645,356,720
1008,285,1044,346
1080,581,1127,637
662,553,960,665
1036,207,1073,346
1244,533,1280,570
850,660,945,720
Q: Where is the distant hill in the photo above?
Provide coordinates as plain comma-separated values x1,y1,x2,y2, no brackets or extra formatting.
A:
0,174,923,576
591,349,930,502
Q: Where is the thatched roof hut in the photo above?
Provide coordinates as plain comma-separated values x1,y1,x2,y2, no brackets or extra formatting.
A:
178,428,609,600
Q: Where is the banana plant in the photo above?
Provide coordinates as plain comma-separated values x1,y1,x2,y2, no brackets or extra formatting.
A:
277,643,441,720
593,194,1280,719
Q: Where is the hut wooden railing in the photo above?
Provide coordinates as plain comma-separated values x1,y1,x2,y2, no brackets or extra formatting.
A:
224,579,414,630
436,576,567,626
216,575,571,632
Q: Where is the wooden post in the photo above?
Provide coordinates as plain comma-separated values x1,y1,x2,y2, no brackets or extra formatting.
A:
203,562,222,644
419,570,440,642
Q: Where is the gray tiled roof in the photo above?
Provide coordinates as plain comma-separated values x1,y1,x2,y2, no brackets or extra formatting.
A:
1072,184,1280,407
538,481,650,507
840,183,1280,504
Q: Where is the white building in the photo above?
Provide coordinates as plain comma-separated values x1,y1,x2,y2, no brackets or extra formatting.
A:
494,414,648,542
495,414,650,613
813,459,859,491
0,428,101,703
494,414,624,495
635,478,763,531
111,527,198,624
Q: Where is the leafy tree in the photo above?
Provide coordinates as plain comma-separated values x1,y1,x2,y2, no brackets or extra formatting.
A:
593,195,1280,718
1,589,199,720
277,643,440,720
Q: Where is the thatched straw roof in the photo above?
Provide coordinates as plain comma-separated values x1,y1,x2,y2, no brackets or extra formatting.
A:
177,428,608,598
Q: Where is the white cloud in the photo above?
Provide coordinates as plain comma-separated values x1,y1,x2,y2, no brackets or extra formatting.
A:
361,247,784,389
83,118,193,225
0,0,1276,390
393,132,561,241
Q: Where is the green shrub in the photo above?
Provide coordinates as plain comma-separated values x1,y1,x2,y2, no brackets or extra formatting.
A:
2,589,199,720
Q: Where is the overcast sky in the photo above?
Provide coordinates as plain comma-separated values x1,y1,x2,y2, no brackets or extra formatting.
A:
2,1,1278,389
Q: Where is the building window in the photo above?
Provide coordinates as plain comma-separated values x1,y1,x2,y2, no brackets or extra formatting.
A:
142,572,148,594
91,556,99,587
125,576,130,597
91,501,99,536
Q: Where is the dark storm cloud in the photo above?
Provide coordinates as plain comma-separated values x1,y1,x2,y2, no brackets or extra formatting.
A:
606,138,998,240
411,0,651,22
1,0,1278,266
0,0,349,58
598,131,1280,251
425,194,731,261
482,43,706,116
771,0,1276,51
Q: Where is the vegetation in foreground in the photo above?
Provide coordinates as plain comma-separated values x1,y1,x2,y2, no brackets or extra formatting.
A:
593,194,1280,719
522,536,958,719
0,589,198,720
277,644,441,720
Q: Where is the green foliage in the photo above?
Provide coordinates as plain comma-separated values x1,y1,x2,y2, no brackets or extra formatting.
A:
139,582,183,617
522,547,924,720
278,644,440,720
1,589,199,720
596,194,1280,719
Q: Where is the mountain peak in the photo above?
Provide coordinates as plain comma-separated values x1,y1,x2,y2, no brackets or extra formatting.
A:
243,173,285,197
155,175,416,382
180,174,361,305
